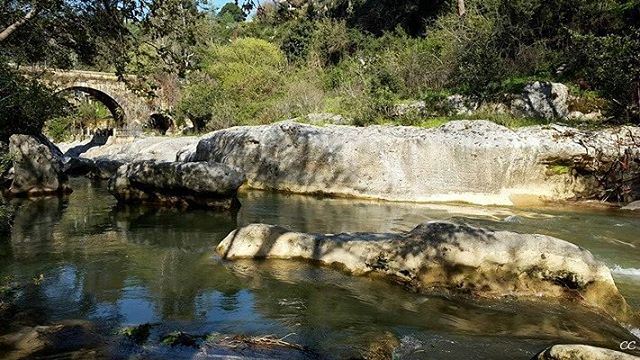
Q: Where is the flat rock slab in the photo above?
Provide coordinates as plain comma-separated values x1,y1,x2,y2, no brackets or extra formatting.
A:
192,121,640,206
217,221,635,322
109,160,245,209
533,344,639,360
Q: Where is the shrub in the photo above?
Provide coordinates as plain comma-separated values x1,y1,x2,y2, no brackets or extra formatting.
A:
44,116,75,143
179,38,288,130
569,29,640,122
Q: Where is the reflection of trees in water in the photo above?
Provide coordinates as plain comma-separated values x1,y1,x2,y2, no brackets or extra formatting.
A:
10,196,67,254
223,259,634,354
110,204,237,250
2,183,246,325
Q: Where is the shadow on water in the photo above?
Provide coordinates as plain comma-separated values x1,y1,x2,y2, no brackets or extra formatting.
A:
0,178,638,359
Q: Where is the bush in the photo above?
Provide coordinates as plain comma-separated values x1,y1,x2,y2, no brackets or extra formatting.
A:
569,29,640,122
44,116,75,143
179,38,288,130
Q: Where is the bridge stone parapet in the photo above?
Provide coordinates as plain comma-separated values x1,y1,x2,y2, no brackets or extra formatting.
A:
20,66,164,128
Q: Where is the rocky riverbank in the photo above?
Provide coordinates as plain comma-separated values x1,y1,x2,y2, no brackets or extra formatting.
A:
53,120,640,207
191,121,640,206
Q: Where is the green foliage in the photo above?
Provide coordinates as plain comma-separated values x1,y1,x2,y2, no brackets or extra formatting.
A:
161,331,199,347
119,323,152,344
569,29,640,122
178,38,287,130
0,62,67,142
43,100,114,142
0,203,14,234
218,3,246,23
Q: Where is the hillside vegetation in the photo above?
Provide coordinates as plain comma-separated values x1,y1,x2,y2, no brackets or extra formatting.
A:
0,0,639,138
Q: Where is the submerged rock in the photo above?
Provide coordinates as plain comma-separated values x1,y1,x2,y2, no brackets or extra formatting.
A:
195,333,312,359
6,134,71,196
191,121,640,206
0,320,101,359
533,344,639,360
109,160,244,209
217,221,635,322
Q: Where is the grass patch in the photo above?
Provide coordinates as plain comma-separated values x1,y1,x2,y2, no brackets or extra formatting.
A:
547,165,571,176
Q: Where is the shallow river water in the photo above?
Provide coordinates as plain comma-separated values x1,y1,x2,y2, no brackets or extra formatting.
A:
1,177,639,359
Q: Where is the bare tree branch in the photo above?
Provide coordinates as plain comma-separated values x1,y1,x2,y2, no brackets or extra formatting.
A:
0,6,39,42
457,0,466,17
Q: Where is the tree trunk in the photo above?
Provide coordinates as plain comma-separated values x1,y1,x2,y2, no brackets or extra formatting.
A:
457,0,466,17
0,7,38,43
635,79,640,110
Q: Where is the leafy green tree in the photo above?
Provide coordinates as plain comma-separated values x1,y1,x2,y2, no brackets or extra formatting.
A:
0,0,136,69
0,1,136,140
218,3,246,22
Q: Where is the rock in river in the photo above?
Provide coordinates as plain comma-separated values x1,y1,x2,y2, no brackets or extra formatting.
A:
6,134,71,196
532,344,639,360
191,121,640,206
217,221,635,322
109,160,245,209
622,201,640,211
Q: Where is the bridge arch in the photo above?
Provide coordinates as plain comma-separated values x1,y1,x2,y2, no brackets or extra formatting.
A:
58,86,126,125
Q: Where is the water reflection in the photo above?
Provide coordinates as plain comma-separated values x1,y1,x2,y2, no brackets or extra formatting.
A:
0,178,639,359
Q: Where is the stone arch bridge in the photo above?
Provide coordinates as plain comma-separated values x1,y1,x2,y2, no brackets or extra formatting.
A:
21,66,170,132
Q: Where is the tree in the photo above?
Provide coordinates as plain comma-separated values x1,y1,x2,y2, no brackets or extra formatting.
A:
456,0,465,17
1,1,137,68
0,1,137,141
0,1,39,42
219,3,246,22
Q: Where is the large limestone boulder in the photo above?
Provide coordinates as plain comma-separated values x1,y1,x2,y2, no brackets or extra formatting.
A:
217,221,635,322
109,160,245,209
533,344,639,360
191,121,640,206
7,135,71,196
511,81,570,119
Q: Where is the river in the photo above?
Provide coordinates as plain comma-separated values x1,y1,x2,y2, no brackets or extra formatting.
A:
1,177,639,359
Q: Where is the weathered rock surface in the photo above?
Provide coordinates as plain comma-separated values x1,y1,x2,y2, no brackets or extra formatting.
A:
622,201,640,211
0,141,11,188
217,221,635,321
192,121,640,206
6,134,71,196
109,160,245,209
511,82,570,119
77,135,200,163
61,156,96,177
533,344,639,360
